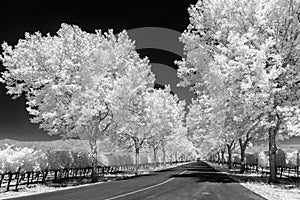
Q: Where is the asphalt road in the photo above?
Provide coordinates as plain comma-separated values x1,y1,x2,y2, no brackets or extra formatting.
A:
9,161,265,200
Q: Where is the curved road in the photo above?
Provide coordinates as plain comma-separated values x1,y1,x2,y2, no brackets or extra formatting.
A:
9,161,265,200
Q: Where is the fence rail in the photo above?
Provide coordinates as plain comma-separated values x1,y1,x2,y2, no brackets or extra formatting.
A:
210,160,300,179
0,161,185,192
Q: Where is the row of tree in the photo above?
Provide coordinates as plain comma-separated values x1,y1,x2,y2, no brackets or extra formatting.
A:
0,144,196,174
210,149,299,169
0,145,92,173
0,24,196,182
178,0,300,183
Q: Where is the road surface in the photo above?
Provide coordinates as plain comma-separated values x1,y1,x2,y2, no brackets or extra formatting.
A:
8,161,265,200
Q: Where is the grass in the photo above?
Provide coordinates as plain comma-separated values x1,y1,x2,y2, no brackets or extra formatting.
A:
207,161,300,200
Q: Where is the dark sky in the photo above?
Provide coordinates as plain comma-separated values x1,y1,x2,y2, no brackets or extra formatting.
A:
0,0,197,141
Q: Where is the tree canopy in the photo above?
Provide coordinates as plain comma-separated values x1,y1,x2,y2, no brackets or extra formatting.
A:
178,0,300,182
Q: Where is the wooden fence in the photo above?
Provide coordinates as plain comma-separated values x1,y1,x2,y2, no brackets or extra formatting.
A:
0,161,182,192
211,160,300,179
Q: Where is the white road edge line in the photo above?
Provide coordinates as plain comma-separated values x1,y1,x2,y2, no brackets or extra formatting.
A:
104,170,187,200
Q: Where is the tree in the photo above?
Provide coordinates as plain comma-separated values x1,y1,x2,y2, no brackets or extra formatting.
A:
233,113,267,173
148,86,186,166
186,94,213,148
187,93,233,166
177,0,300,183
222,97,267,172
0,23,143,182
220,129,236,168
145,86,185,167
108,54,155,171
166,127,197,163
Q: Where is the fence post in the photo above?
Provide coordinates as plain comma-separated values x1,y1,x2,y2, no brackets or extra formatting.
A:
0,173,4,187
15,169,24,191
30,171,35,184
42,170,48,184
26,172,31,187
59,170,62,182
97,167,100,176
297,152,299,177
6,172,12,192
14,171,20,191
54,170,58,182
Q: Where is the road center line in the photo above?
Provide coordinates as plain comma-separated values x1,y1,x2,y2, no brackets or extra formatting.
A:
104,170,187,200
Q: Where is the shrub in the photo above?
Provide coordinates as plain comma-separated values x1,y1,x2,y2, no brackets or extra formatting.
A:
140,154,152,164
232,154,241,164
45,150,61,170
0,146,48,173
285,151,298,168
72,151,92,168
105,153,135,166
258,151,269,167
98,154,109,166
276,149,286,167
245,153,258,165
21,149,48,172
0,146,21,173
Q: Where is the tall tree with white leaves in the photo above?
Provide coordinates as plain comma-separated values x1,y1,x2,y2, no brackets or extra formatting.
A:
107,54,155,171
177,0,300,182
0,23,146,182
145,86,185,167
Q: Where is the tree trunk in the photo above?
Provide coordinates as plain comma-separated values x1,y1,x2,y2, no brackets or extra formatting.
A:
153,147,158,168
89,136,98,183
239,138,247,174
240,150,245,173
221,150,225,165
268,114,281,183
267,113,280,183
269,127,278,183
162,144,166,166
135,146,140,172
227,144,233,169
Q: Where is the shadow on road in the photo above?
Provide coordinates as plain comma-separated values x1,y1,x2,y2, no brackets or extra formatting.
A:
171,161,237,183
172,172,237,183
156,168,175,173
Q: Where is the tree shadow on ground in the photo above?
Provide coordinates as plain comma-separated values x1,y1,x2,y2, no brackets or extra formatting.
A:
155,168,175,173
172,172,237,183
170,162,238,183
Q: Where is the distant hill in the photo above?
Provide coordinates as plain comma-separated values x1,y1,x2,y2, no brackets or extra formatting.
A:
244,138,300,154
277,136,300,152
279,136,300,145
0,138,118,153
